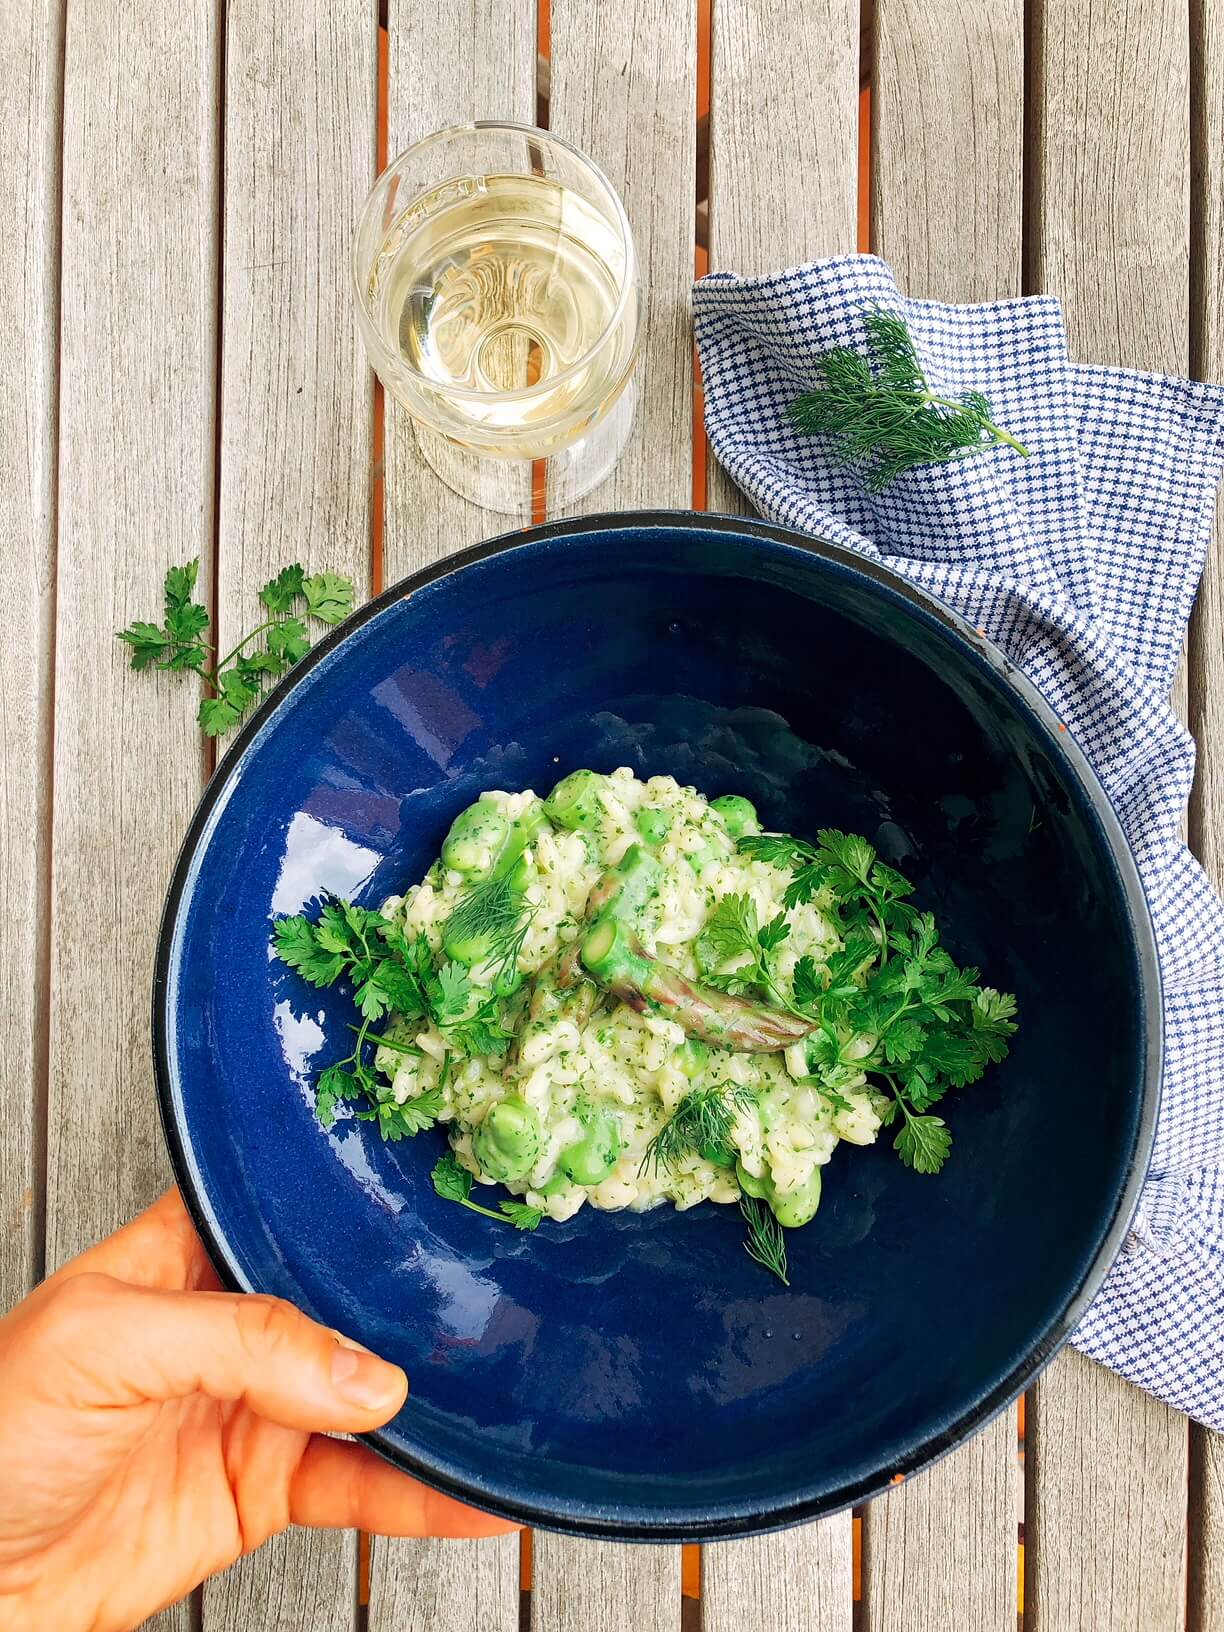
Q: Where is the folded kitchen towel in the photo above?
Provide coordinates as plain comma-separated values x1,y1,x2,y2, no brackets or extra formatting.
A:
693,252,1224,1430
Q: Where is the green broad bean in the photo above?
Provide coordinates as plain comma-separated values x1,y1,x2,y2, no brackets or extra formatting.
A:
558,1100,621,1186
473,1097,542,1183
772,1169,822,1227
735,1159,822,1227
683,841,721,876
492,962,526,998
441,800,511,874
675,1038,709,1080
710,794,760,838
545,770,607,833
537,1172,574,1198
634,806,671,846
700,1142,737,1169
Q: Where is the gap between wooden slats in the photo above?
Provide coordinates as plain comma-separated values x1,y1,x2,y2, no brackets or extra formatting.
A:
860,3,1025,1627
200,1,377,1622
0,0,61,1316
700,3,859,1627
368,2,535,1623
1024,2,1192,1629
1187,0,1224,1625
50,2,220,1627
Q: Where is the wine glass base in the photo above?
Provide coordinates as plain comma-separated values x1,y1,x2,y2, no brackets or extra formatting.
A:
411,379,637,520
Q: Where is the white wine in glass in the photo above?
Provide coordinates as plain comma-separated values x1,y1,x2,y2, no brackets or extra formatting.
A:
354,124,643,516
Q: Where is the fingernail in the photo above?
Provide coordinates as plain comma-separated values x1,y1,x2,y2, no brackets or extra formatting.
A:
329,1343,406,1410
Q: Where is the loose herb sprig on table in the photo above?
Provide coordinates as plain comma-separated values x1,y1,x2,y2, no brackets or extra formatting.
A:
117,559,355,737
786,309,1030,492
739,829,1018,1174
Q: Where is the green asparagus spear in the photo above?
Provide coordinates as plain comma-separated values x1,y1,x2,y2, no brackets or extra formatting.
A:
575,847,817,1053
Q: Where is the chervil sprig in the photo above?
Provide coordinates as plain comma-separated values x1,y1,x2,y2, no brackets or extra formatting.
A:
787,309,1029,492
117,558,355,737
695,892,797,1011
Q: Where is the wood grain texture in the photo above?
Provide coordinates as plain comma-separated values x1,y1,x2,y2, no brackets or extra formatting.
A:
700,4,859,1620
369,1534,519,1632
50,0,218,1275
202,4,376,1623
373,3,534,1621
1190,1434,1224,1630
703,1524,853,1632
860,4,1026,1625
1188,5,1224,1623
205,1530,356,1632
1027,1355,1188,1632
872,0,1024,301
530,1536,679,1632
51,2,219,1626
706,0,859,517
1025,5,1191,1630
861,1413,1017,1632
1190,0,1224,903
549,0,696,513
1029,0,1189,372
0,0,61,1313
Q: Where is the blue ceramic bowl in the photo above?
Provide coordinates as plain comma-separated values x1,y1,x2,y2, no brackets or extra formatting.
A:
155,512,1159,1541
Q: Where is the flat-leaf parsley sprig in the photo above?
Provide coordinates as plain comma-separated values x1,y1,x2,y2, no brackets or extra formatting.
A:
273,894,518,1135
786,308,1029,492
740,828,1018,1174
431,1152,543,1230
117,558,355,737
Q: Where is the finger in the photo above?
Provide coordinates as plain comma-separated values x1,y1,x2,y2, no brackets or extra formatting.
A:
290,1437,520,1538
34,1274,408,1434
49,1188,219,1292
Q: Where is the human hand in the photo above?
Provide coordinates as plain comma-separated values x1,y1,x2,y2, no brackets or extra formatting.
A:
0,1189,515,1632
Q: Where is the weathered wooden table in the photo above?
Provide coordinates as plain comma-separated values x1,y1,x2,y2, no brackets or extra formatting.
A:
4,0,1222,1627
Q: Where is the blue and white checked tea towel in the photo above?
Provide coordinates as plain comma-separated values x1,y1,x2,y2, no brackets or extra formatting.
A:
693,253,1224,1430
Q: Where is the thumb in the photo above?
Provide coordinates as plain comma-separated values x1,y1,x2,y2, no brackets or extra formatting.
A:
33,1273,408,1433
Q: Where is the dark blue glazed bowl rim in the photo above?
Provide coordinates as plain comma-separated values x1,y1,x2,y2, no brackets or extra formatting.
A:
152,509,1162,1543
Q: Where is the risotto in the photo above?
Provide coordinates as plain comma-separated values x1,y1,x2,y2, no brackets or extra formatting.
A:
274,768,1017,1279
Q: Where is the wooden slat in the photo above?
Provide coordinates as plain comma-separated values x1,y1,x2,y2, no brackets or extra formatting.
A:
368,1534,520,1631
861,1415,1017,1632
702,1,858,1621
522,3,695,1624
50,2,219,1627
861,6,1026,1627
200,3,377,1624
1188,0,1224,1621
707,0,859,533
0,0,60,1313
1190,1431,1224,1631
872,0,1024,301
530,1536,678,1632
703,1525,854,1632
1026,16,1192,1624
371,4,535,1624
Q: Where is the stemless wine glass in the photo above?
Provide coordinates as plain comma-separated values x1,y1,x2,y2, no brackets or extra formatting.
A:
353,122,644,518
